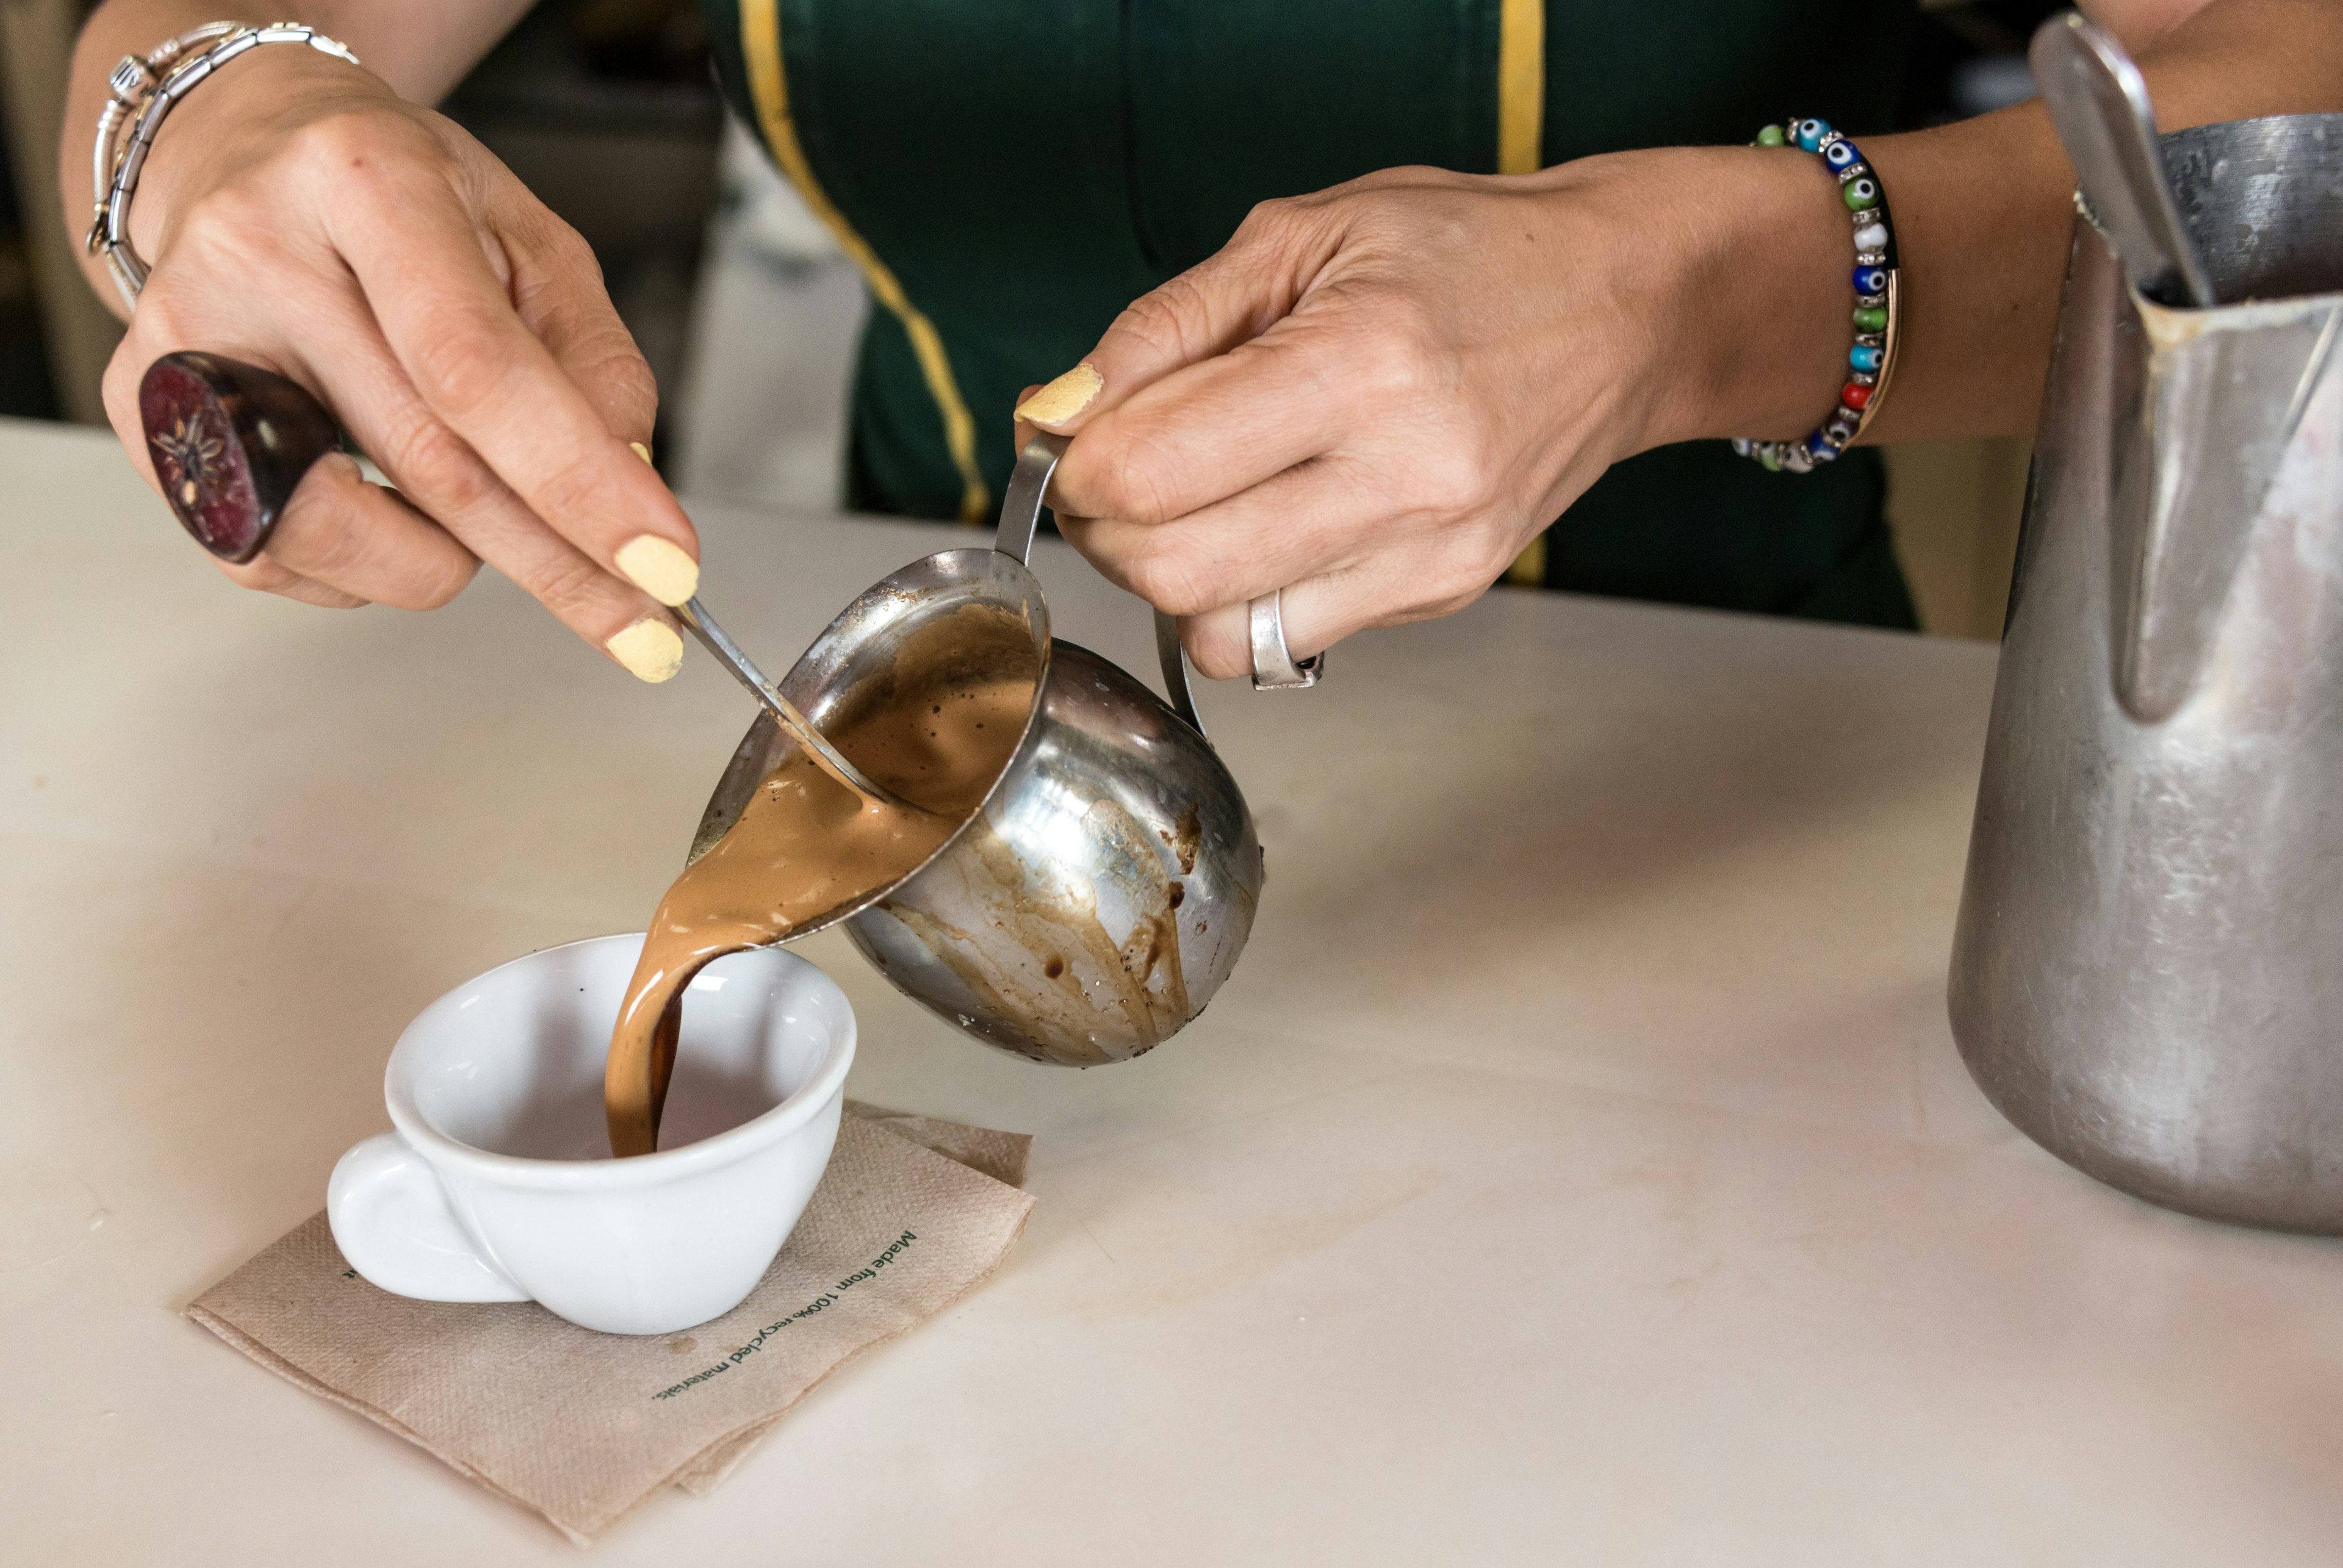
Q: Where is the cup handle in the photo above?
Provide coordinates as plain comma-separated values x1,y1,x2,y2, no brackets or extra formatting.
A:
995,431,1207,736
326,1131,528,1303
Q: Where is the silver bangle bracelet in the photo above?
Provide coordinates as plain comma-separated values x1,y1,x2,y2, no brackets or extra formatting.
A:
89,21,237,220
86,22,360,309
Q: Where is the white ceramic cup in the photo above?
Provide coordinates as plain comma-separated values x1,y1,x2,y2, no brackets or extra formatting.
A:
327,933,854,1336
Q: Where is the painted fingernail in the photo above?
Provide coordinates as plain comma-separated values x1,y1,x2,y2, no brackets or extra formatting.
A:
1015,363,1103,426
605,617,683,683
629,441,653,464
614,534,699,606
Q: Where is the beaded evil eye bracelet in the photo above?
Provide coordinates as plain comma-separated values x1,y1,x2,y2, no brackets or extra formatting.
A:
1731,117,1901,473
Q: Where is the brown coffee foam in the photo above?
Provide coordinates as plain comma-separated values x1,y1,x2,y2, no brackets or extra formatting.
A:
605,605,1039,1156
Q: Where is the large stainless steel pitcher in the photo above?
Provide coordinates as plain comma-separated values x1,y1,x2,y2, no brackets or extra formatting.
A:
1949,115,2343,1231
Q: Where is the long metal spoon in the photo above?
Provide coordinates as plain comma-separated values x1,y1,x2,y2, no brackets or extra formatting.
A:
2031,10,2218,308
672,596,910,810
124,350,913,813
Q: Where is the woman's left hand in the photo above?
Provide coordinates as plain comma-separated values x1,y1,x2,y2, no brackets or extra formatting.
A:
1018,150,1849,679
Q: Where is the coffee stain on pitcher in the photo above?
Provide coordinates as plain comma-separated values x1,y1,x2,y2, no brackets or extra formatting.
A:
876,796,1192,1065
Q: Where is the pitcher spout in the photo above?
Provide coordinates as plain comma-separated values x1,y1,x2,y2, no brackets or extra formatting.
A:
2109,290,2342,721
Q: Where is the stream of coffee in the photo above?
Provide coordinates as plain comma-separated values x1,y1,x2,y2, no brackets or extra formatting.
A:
604,607,1037,1156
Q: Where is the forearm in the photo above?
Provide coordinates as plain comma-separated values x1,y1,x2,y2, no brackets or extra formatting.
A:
62,0,530,312
1867,0,2343,442
1652,0,2343,451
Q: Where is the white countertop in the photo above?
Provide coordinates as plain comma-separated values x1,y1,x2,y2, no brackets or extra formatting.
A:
7,417,2341,1564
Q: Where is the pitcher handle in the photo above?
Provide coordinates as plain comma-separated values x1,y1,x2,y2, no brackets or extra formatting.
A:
995,432,1206,736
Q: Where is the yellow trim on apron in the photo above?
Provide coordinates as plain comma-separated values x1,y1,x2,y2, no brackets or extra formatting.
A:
739,0,991,524
1498,0,1549,586
1496,0,1546,178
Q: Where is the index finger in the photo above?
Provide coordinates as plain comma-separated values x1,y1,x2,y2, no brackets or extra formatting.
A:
325,159,703,608
1045,312,1362,527
1015,195,1344,438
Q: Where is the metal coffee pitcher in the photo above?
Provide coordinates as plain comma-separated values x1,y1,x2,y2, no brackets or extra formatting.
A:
1949,113,2343,1231
691,434,1264,1066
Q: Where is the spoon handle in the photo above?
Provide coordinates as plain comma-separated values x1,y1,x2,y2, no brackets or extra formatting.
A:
673,596,908,809
139,350,906,811
2031,11,2218,308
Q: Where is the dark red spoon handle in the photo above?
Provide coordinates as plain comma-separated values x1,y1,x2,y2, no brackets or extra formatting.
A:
139,351,340,564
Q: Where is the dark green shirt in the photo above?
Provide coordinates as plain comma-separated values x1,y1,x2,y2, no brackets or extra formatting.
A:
702,0,1920,628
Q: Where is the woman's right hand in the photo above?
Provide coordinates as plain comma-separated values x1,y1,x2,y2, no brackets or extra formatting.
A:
90,36,700,681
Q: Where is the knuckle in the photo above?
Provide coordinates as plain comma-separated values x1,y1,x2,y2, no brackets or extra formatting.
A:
1399,422,1494,514
276,465,422,605
377,548,478,611
1236,196,1302,245
1186,629,1250,682
527,453,624,536
1109,284,1208,369
1416,581,1489,628
385,419,495,516
174,183,275,254
534,301,652,394
1445,517,1522,597
536,214,603,279
286,511,376,586
523,550,610,622
117,287,182,356
1351,163,1437,194
217,552,297,595
1090,430,1184,528
407,321,515,420
1122,538,1214,618
1428,448,1491,512
290,106,434,177
587,342,660,431
101,348,146,448
1355,312,1445,406
289,112,369,168
167,187,301,286
509,209,608,294
409,553,480,610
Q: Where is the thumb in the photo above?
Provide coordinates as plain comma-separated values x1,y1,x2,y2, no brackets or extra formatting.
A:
1010,382,1046,451
1012,201,1337,435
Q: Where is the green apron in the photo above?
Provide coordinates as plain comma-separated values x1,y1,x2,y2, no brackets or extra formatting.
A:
702,0,1920,628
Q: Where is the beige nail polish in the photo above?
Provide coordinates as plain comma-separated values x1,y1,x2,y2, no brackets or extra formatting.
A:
605,617,683,683
614,534,699,606
1015,363,1104,426
629,441,654,464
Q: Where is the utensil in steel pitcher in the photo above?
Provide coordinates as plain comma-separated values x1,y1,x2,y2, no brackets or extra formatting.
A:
2030,10,2217,309
1948,113,2343,1231
690,433,1265,1066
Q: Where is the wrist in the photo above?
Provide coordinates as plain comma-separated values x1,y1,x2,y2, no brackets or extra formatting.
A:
68,9,268,300
105,29,387,272
1637,143,1855,453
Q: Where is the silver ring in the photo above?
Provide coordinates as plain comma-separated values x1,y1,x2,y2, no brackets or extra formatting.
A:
1249,590,1323,691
